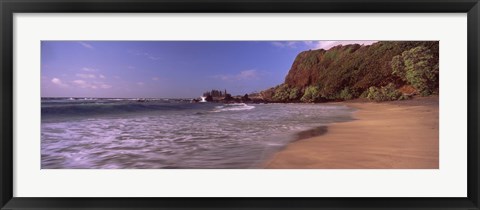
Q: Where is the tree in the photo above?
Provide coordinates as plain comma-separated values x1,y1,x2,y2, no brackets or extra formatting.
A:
301,86,321,102
271,85,302,102
288,87,300,101
242,94,250,101
391,46,439,96
272,84,290,102
224,94,233,101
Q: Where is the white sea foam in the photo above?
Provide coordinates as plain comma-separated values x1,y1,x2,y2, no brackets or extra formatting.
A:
212,103,255,112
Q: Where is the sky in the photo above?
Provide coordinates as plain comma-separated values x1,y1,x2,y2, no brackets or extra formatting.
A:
41,41,376,98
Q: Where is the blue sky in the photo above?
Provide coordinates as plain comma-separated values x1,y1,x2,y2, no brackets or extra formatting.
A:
41,41,376,98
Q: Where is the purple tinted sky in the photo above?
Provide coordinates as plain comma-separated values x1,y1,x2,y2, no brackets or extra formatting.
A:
41,41,376,98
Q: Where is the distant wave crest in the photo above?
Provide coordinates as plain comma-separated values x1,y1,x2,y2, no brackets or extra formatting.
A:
212,103,255,112
42,102,197,117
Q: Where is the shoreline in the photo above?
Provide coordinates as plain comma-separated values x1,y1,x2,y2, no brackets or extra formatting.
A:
265,96,439,169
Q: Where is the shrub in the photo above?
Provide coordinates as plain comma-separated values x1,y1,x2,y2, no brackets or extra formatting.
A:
260,88,274,101
383,83,403,100
338,87,354,100
289,87,301,101
360,89,369,98
272,84,290,102
301,86,321,102
398,94,412,100
366,83,404,102
272,84,302,102
366,87,381,101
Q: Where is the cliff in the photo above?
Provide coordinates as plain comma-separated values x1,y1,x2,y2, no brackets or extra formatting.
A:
263,41,439,102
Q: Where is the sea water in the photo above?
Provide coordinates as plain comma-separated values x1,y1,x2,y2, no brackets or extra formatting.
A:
41,98,354,169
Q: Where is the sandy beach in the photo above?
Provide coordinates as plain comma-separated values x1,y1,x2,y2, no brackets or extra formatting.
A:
266,96,439,169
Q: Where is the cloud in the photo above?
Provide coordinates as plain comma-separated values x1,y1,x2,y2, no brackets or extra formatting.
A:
212,75,230,80
99,84,112,89
238,69,258,80
305,41,378,50
99,74,106,79
136,82,145,86
127,65,136,70
212,69,259,81
82,67,97,72
78,42,94,49
72,79,87,86
72,80,111,89
144,53,161,60
51,78,68,87
271,41,300,48
152,77,160,81
314,41,338,49
76,73,96,79
130,51,161,60
271,41,377,50
51,78,61,84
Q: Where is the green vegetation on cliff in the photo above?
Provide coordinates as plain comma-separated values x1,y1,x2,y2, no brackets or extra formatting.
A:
262,41,439,102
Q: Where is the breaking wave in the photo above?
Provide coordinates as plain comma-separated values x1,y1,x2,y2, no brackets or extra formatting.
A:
212,103,255,112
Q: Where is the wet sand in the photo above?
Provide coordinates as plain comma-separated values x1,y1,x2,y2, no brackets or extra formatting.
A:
265,96,439,169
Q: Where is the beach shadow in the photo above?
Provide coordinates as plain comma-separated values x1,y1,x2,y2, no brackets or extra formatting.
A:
294,126,328,141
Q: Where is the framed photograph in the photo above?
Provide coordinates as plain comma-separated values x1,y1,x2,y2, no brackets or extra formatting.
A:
1,0,479,209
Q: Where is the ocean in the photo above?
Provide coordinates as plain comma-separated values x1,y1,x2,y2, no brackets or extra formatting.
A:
41,98,355,169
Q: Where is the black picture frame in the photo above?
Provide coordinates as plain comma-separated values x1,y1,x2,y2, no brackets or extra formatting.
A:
1,0,479,209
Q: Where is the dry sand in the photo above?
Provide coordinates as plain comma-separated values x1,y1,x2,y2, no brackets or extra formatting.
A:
265,96,439,169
